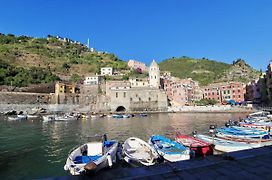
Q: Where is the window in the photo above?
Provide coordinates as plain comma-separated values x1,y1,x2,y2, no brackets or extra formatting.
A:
139,97,141,101
130,97,132,101
116,92,118,98
149,97,151,101
135,94,138,97
123,92,126,98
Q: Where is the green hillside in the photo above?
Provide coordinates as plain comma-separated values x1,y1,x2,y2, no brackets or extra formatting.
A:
159,57,259,86
0,33,127,86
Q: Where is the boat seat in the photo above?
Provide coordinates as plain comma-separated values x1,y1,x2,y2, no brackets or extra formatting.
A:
74,155,102,164
87,142,103,156
126,148,137,153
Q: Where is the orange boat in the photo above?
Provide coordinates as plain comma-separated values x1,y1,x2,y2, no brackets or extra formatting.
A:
175,133,214,157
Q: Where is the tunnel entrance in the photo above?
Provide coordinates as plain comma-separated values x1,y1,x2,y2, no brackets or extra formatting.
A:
116,106,126,112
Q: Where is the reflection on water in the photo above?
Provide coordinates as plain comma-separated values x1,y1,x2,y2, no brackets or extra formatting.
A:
0,112,248,179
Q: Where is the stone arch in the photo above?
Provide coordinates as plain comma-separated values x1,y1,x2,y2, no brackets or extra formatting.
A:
116,106,126,112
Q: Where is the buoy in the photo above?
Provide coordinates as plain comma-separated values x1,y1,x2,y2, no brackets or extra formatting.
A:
64,165,68,171
107,155,113,167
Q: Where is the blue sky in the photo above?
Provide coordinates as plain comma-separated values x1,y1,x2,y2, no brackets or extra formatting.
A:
0,0,272,70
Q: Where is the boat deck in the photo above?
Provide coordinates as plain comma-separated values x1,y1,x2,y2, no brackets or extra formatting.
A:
50,145,272,179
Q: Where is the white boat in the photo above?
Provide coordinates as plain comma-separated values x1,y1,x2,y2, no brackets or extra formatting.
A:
195,134,253,153
64,136,118,175
42,115,55,122
123,137,159,166
27,114,39,118
8,114,27,121
55,115,78,121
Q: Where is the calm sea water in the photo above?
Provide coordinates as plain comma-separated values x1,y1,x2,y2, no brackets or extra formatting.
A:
0,112,248,179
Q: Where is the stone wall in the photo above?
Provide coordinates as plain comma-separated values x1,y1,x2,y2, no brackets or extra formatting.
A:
0,92,51,104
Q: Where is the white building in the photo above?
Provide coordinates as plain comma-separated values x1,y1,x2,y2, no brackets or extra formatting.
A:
101,67,113,76
84,76,101,85
149,60,160,88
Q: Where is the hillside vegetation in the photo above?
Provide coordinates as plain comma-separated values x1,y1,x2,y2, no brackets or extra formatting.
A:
0,33,127,86
159,57,260,86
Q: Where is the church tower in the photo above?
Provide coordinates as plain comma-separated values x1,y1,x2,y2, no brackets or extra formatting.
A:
149,59,160,88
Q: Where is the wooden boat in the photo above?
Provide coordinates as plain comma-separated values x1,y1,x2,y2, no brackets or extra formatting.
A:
123,137,159,166
148,135,190,162
175,133,213,157
214,135,272,148
64,135,118,175
195,134,253,153
240,122,272,132
216,126,270,139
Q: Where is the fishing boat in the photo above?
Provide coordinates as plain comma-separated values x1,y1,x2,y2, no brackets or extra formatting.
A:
239,122,272,132
123,137,159,166
195,134,253,153
216,126,270,139
175,133,213,157
148,135,190,162
64,135,118,175
214,135,272,148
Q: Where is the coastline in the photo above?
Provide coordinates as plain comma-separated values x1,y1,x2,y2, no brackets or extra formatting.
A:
0,103,256,114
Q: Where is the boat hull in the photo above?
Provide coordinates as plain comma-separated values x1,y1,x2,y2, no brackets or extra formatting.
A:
175,134,213,157
149,135,190,162
64,140,118,175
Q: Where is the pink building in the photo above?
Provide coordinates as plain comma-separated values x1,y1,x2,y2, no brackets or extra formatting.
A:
245,79,261,104
162,76,201,106
127,60,148,73
203,82,245,103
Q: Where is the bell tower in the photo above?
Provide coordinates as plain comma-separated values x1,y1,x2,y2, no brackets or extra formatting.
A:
149,59,160,88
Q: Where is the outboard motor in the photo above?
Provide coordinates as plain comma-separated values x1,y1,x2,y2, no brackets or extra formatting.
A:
192,131,198,137
103,134,108,142
209,125,217,134
225,122,230,127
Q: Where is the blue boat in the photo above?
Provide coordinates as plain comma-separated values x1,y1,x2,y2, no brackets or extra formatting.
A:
148,135,190,162
112,114,123,118
216,126,270,139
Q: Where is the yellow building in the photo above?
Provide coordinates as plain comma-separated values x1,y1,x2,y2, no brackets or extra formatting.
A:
55,82,76,94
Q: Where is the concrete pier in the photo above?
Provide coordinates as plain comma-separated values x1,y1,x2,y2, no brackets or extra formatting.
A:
50,146,272,180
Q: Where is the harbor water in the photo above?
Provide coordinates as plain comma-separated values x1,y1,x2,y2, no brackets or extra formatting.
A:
0,112,248,179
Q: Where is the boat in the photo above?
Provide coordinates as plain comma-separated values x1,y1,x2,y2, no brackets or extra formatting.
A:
214,135,272,148
239,122,272,132
123,137,159,166
8,114,27,121
175,133,213,157
112,114,123,118
122,114,131,118
8,114,28,121
64,135,118,175
195,134,253,153
42,115,55,122
55,114,78,121
148,135,190,162
216,126,270,139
